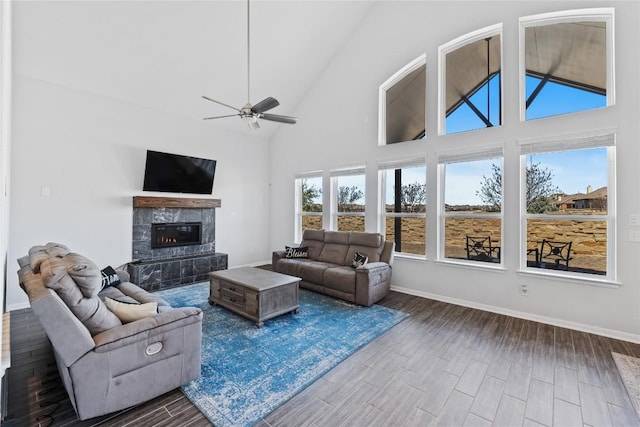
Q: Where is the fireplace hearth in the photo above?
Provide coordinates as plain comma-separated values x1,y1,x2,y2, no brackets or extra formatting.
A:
151,222,202,249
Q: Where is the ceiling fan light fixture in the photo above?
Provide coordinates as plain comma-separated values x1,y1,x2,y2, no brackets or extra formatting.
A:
248,120,260,130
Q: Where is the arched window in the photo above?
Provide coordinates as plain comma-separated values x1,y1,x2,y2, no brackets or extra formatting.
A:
439,24,502,135
379,55,426,145
520,8,614,120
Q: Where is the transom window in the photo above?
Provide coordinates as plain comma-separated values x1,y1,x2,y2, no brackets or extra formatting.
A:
379,159,426,256
520,9,614,120
440,24,502,135
379,55,426,145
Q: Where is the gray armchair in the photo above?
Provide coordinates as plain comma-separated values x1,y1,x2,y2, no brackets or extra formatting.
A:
17,243,202,420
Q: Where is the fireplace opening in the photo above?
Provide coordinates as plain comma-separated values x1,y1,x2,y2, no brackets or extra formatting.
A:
151,222,202,249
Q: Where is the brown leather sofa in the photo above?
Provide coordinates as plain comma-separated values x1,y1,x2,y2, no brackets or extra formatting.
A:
272,230,394,306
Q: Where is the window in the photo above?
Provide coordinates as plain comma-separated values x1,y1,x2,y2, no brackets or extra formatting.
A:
440,24,502,135
379,159,426,256
331,168,365,232
520,9,614,121
379,55,426,145
520,131,615,279
295,174,323,242
439,149,503,264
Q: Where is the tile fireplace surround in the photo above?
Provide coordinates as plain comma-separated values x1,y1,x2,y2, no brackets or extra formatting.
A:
127,196,228,291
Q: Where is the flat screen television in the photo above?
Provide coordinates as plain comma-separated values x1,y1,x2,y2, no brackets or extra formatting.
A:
143,150,217,195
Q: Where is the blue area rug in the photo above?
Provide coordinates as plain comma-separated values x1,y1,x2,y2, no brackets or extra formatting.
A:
155,282,408,427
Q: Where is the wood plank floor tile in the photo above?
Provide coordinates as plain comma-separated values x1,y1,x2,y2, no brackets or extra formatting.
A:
553,398,583,427
455,359,490,397
578,381,613,426
493,394,526,427
8,289,640,427
531,323,555,384
554,365,581,405
524,378,554,426
470,375,506,422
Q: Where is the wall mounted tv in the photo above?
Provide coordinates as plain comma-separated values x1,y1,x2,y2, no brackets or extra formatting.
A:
143,150,217,195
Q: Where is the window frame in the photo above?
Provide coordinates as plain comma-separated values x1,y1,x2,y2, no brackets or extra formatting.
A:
378,157,427,258
294,172,323,243
330,166,366,232
437,147,505,267
378,54,427,146
438,23,503,136
518,8,615,122
518,130,617,282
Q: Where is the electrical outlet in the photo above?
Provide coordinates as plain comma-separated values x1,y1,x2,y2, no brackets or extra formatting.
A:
521,283,528,296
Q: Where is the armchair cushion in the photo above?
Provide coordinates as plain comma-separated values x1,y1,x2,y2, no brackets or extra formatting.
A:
104,297,158,323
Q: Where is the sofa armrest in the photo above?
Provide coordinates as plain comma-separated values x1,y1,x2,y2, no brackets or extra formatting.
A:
272,250,286,266
354,262,392,306
92,307,202,352
356,262,390,274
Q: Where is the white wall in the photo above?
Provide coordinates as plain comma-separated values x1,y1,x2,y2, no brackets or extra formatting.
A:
270,1,640,341
7,75,272,309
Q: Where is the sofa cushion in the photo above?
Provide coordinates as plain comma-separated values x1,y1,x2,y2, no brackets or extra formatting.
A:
104,297,158,323
301,229,325,260
64,253,103,298
319,243,349,265
40,254,123,335
275,258,304,277
325,231,351,245
297,261,335,284
322,266,356,294
349,232,382,248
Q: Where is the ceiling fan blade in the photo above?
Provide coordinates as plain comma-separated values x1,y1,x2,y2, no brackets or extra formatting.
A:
203,114,240,120
260,113,298,125
251,97,280,114
202,96,240,112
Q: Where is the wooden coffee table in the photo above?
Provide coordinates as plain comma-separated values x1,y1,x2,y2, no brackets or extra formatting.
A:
208,267,300,327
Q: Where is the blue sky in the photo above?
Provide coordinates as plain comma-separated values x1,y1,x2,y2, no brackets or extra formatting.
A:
306,76,607,206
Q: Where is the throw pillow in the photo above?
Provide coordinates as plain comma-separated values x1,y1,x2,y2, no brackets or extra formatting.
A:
104,297,158,323
101,266,122,289
351,252,368,269
285,246,309,259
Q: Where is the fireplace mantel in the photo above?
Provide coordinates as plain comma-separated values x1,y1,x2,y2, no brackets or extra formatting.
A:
133,196,221,209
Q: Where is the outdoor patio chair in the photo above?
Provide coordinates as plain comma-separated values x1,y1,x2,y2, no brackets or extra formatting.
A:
538,239,573,270
466,235,501,263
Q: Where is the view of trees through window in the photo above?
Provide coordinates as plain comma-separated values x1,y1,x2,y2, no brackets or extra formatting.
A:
382,165,426,255
523,147,609,275
300,177,322,236
442,158,502,262
334,174,365,232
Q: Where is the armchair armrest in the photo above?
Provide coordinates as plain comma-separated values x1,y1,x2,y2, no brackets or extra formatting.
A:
93,307,202,352
116,269,131,283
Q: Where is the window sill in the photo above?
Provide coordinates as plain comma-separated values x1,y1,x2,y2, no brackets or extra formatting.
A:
435,258,506,271
517,268,621,288
394,253,426,262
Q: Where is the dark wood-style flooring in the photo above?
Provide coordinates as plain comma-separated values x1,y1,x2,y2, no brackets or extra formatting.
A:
5,289,640,426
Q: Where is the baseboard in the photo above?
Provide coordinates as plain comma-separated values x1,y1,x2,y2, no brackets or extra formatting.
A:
229,261,271,269
6,302,29,312
390,285,640,345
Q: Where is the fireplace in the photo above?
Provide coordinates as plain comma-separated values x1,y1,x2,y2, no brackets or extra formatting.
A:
151,222,202,249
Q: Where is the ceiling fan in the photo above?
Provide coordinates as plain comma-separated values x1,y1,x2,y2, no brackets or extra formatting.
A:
202,0,297,130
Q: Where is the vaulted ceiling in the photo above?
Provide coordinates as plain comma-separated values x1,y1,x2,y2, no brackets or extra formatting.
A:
13,1,374,137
